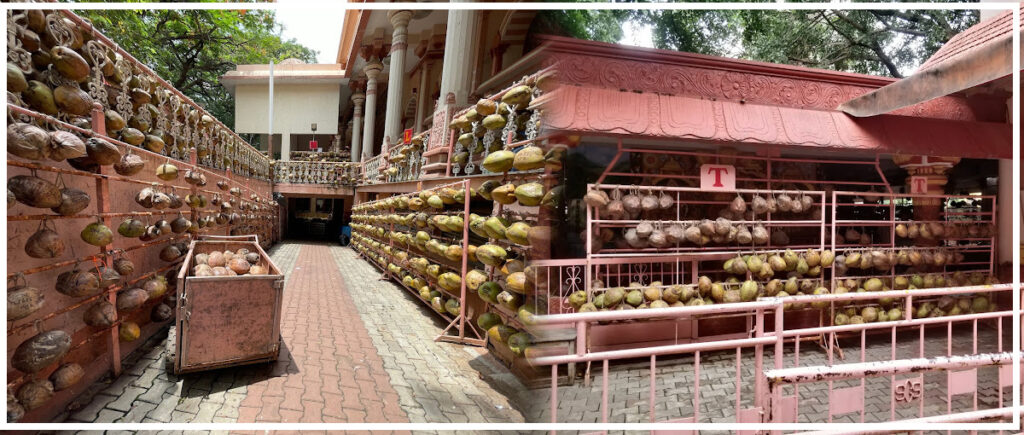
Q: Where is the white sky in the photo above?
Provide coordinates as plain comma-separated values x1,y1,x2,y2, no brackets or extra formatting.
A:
274,0,345,64
619,20,656,49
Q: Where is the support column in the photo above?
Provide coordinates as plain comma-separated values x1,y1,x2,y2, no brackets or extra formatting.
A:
415,61,431,133
362,60,383,161
893,155,960,246
383,10,413,147
350,92,365,163
280,132,291,162
997,158,1012,263
437,6,478,109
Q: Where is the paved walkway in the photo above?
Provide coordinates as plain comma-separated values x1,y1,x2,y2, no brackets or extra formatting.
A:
59,241,526,426
529,319,1016,425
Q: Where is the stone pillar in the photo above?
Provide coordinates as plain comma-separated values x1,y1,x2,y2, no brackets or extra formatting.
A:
383,10,413,148
415,61,431,133
280,132,291,162
350,92,365,163
362,60,383,161
893,155,961,245
437,6,478,109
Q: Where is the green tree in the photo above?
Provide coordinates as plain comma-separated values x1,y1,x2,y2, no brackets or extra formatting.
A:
536,9,978,78
76,9,316,129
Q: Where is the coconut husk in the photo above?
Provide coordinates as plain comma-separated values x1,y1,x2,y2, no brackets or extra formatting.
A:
8,175,61,208
684,225,702,244
735,225,752,244
751,196,769,215
776,194,794,212
729,195,746,214
47,131,87,161
666,223,685,243
622,191,641,215
648,228,669,248
698,219,715,236
640,190,658,211
584,189,609,208
752,225,769,245
114,149,144,176
8,123,51,160
636,221,653,239
51,187,90,216
714,217,732,236
658,192,674,210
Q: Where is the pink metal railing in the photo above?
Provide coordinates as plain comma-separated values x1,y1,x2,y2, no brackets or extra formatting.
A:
531,283,1015,427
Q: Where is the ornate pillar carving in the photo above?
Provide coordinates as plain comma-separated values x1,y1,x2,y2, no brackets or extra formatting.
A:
361,60,383,161
350,91,365,163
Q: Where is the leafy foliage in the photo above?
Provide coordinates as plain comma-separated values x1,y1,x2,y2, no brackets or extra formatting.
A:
77,9,316,128
537,9,978,78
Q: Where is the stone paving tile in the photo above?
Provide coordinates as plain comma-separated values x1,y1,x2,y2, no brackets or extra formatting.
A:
528,317,1019,426
330,245,528,423
232,242,410,423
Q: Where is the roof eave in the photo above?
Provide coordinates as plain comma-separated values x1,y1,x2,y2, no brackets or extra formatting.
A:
839,33,1016,117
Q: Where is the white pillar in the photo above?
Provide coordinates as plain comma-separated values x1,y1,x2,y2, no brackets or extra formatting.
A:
350,92,365,163
415,61,431,133
437,7,478,108
383,10,413,147
362,60,383,161
998,158,1013,263
280,132,291,162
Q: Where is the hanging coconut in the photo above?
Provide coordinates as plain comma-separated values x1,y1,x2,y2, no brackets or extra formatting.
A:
85,138,121,165
50,46,90,82
104,109,126,132
83,300,116,327
15,380,53,411
46,130,87,161
56,267,100,297
8,175,61,208
11,330,71,373
53,84,93,116
24,80,57,115
116,288,149,311
96,266,121,288
51,187,90,216
24,225,64,259
117,218,145,237
152,303,173,322
8,283,45,322
81,219,113,246
119,128,144,146
7,123,51,161
113,257,135,276
156,162,178,181
113,149,144,176
49,363,84,391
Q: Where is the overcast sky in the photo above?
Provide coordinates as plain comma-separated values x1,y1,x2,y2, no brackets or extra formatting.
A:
275,0,345,64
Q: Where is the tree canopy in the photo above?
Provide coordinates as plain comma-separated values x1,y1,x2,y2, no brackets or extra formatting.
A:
535,9,978,78
76,9,316,130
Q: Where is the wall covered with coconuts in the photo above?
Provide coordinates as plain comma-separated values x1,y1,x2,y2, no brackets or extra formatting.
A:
7,9,279,422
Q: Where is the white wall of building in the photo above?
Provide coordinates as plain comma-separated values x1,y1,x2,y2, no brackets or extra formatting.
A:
234,83,340,160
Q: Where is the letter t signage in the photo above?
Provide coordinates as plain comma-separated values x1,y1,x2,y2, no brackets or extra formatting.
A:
909,176,929,195
700,164,736,192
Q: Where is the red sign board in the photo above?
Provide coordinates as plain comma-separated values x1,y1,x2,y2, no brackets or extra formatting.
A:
308,140,318,151
700,164,736,191
403,128,413,145
909,176,928,194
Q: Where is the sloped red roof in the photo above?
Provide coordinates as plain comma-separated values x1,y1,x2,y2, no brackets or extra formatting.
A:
541,85,1011,160
918,9,1019,73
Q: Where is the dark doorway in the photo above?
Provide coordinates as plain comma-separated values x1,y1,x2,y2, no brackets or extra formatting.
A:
285,197,347,241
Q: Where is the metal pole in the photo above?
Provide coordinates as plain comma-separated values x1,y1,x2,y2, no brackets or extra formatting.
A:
268,61,275,160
